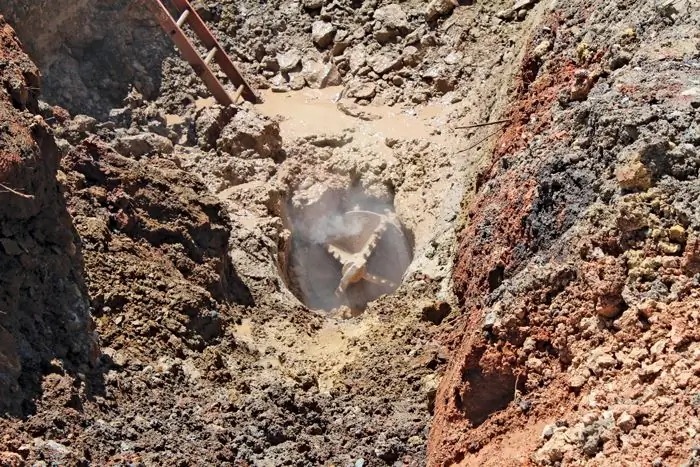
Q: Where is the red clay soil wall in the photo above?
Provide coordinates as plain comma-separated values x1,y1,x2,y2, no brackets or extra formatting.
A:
430,1,700,465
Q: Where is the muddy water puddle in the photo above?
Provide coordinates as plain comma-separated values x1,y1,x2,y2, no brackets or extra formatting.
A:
257,87,458,156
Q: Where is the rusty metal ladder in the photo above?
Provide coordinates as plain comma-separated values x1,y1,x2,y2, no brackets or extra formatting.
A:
143,0,258,106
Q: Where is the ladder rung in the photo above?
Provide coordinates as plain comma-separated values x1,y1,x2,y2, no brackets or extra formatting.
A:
232,85,245,104
144,0,258,105
203,47,217,65
176,9,190,27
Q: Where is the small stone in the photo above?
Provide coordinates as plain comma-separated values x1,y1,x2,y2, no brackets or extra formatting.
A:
269,74,288,91
669,321,688,347
194,104,236,149
277,49,302,72
483,312,497,331
113,132,174,157
337,102,381,121
422,64,444,80
0,238,22,256
425,0,456,21
392,75,404,86
526,357,545,372
402,46,420,67
496,8,516,20
542,424,556,439
444,51,463,65
347,82,377,100
628,347,649,362
354,459,365,467
68,114,98,134
523,337,536,352
659,241,680,255
535,435,567,463
608,50,632,70
348,47,368,73
303,0,324,9
668,225,686,243
615,160,652,190
368,53,402,75
108,108,132,127
411,91,429,104
289,73,306,91
312,21,336,48
331,41,350,56
518,400,532,412
581,412,598,426
303,132,353,148
649,339,666,355
373,4,409,31
302,61,342,89
34,440,72,462
533,40,552,58
596,353,617,369
569,373,587,390
639,360,664,378
570,68,593,101
407,436,423,446
373,28,396,44
385,137,400,148
617,412,636,433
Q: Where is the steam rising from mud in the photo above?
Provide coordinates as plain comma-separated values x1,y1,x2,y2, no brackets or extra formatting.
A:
284,187,412,312
309,212,365,244
302,187,393,244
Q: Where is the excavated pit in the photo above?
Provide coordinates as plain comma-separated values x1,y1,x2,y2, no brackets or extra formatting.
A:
0,0,622,464
0,0,172,118
281,188,413,312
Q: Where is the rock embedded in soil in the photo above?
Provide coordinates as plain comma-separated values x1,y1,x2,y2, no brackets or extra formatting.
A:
113,132,174,157
373,4,409,42
368,53,402,75
346,82,377,100
289,73,306,90
277,49,302,72
303,0,324,9
374,4,409,31
302,60,342,89
615,160,653,191
312,20,336,48
348,46,368,73
425,0,457,21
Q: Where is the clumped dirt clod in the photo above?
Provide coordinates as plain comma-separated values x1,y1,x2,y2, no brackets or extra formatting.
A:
1,0,699,465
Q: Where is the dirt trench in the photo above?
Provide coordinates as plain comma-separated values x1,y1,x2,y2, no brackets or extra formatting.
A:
1,0,699,465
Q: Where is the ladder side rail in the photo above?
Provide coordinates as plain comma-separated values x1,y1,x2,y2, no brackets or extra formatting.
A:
143,0,234,106
169,0,258,103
